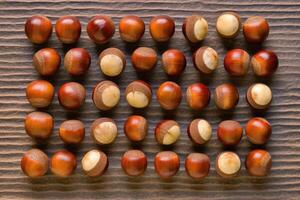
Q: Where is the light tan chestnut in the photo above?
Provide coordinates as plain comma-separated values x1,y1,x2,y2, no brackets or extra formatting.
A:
193,46,219,74
246,83,272,109
99,48,126,77
216,12,241,39
216,151,241,178
81,149,108,177
155,120,181,145
92,81,120,111
125,80,152,108
91,118,118,145
187,119,212,145
182,15,208,43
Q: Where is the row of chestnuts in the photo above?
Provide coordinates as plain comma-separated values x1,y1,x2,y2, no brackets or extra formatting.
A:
21,149,271,178
25,14,269,44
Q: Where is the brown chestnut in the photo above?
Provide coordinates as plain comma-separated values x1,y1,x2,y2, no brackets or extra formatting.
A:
87,15,115,44
251,50,278,77
149,15,175,42
217,120,243,146
216,12,241,39
33,48,61,76
59,120,85,144
55,15,81,44
156,81,182,110
243,16,269,43
92,81,120,111
26,80,54,108
154,151,180,179
186,83,210,110
155,120,181,145
50,150,77,177
121,150,147,176
58,82,86,110
187,119,212,145
245,117,271,145
216,151,241,178
185,153,210,180
24,111,53,140
246,149,272,176
193,46,219,74
124,115,148,142
25,15,52,44
131,47,157,72
182,15,208,43
64,48,91,76
246,83,272,109
214,83,239,110
21,149,49,177
224,49,250,76
162,49,186,76
81,149,108,177
119,15,145,42
99,48,126,77
91,118,118,145
125,80,152,108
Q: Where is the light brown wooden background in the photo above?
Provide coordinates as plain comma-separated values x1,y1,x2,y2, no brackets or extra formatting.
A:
0,0,300,199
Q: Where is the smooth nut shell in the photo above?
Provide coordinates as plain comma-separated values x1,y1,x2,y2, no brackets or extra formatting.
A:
216,12,241,39
33,48,61,76
124,115,148,142
243,16,269,43
154,151,180,179
214,83,239,110
217,120,243,146
58,82,86,110
121,150,147,176
50,150,77,177
185,153,210,179
82,149,108,177
251,50,278,77
55,15,81,44
245,117,271,145
99,48,126,77
149,15,175,42
119,15,145,42
91,118,118,145
224,49,250,76
246,83,272,109
21,149,49,177
193,46,219,74
162,49,186,76
26,80,54,108
87,15,115,44
186,83,210,110
131,47,157,71
92,81,120,111
182,15,208,43
216,151,241,178
155,120,181,145
156,81,182,110
125,80,152,108
246,149,272,176
59,120,85,144
25,15,52,44
64,48,91,76
187,119,212,145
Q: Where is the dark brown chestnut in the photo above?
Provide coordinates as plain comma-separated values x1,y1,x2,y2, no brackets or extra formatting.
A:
224,49,250,76
58,82,86,110
124,115,148,142
186,83,210,110
185,153,210,180
59,120,85,144
119,15,145,42
245,117,271,145
246,149,272,176
50,150,77,177
214,83,239,110
55,15,81,44
26,80,54,108
87,15,115,44
156,81,182,110
33,48,61,76
243,16,269,43
131,47,157,72
217,120,243,146
162,49,186,76
25,15,52,44
121,150,147,176
21,149,49,177
149,15,175,42
64,48,91,76
154,151,180,179
251,50,278,77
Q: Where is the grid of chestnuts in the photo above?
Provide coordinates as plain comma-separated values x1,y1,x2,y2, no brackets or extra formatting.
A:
22,13,277,179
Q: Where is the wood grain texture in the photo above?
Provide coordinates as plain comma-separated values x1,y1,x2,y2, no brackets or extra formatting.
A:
0,0,300,199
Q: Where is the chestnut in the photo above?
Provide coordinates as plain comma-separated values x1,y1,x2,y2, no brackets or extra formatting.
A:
186,83,210,110
59,120,85,144
246,83,272,109
55,15,81,44
154,151,180,179
50,150,77,177
87,15,115,44
217,120,243,146
251,50,278,77
124,115,148,142
131,47,157,72
125,80,152,108
33,48,61,76
58,82,86,110
21,149,48,177
91,118,118,145
162,49,186,76
245,117,271,145
243,16,269,43
216,12,241,39
25,15,52,44
64,48,91,76
193,46,219,74
119,15,145,42
224,49,250,76
81,149,108,177
182,15,208,43
214,83,239,110
92,81,120,111
215,151,241,178
24,111,53,140
185,153,210,180
246,149,272,176
121,150,147,176
149,15,175,42
156,81,182,110
155,120,181,145
26,80,54,108
187,119,212,145
99,48,126,77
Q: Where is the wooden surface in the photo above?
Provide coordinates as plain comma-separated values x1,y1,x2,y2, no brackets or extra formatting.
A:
0,0,300,199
